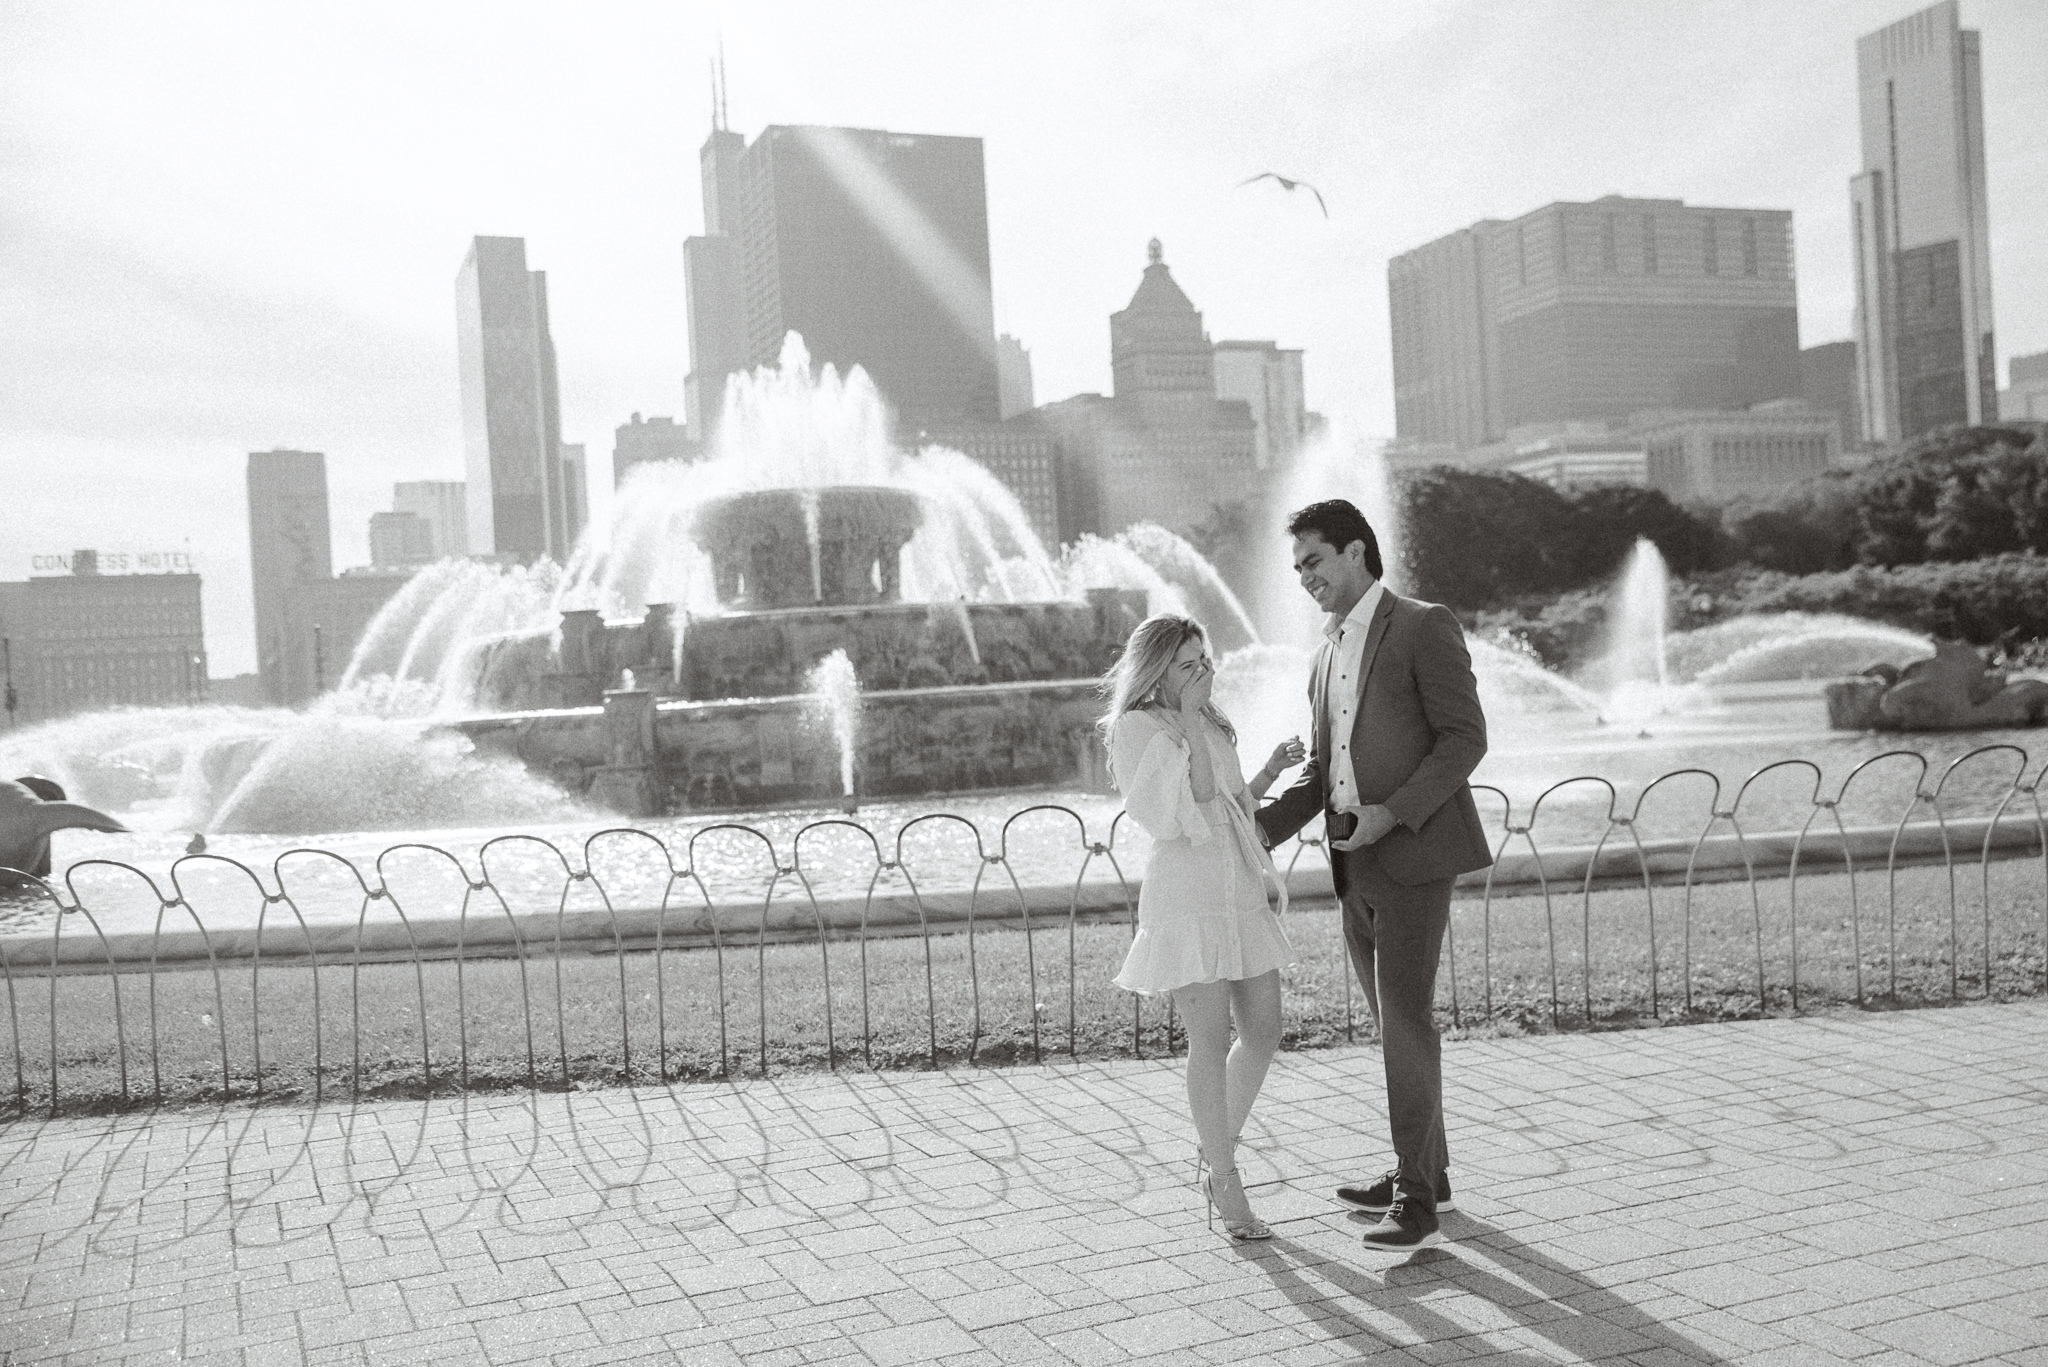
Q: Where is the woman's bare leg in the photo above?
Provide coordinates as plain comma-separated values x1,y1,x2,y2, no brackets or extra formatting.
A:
1224,970,1284,1148
1173,978,1261,1226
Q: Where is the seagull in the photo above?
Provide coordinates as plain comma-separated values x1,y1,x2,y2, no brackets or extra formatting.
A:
1238,172,1328,217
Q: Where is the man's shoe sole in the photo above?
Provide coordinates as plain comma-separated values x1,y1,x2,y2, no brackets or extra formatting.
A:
1361,1228,1444,1251
1337,1193,1455,1215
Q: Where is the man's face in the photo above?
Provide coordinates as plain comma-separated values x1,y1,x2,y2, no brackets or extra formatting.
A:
1291,533,1373,614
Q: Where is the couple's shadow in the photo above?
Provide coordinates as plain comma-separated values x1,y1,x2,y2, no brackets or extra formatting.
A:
1239,1208,1726,1365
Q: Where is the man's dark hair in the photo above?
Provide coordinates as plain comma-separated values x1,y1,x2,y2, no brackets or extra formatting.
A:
1286,500,1383,580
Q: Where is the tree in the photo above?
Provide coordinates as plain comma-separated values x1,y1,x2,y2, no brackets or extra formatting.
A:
1399,467,1581,610
1852,423,2048,564
1568,485,1726,577
1722,474,1860,574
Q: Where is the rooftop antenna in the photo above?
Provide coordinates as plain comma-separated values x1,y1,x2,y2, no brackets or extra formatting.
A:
713,39,730,132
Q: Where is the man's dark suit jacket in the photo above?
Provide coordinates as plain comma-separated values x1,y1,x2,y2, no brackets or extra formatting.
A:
1256,591,1494,888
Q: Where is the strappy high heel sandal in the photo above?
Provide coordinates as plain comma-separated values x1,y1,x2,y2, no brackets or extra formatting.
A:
1199,1163,1272,1241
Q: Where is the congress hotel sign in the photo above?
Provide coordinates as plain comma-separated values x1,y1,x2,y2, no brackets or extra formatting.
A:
30,550,196,575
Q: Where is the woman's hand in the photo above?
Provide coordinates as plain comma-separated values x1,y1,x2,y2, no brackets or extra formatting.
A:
1177,656,1214,715
1247,735,1304,800
1265,737,1305,775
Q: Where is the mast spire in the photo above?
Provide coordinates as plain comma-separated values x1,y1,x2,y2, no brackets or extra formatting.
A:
715,39,729,131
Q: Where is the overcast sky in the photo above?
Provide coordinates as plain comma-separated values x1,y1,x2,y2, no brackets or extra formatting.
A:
4,0,2044,676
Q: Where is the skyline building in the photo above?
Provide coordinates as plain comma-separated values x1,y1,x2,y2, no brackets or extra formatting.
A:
246,449,331,705
1037,240,1260,541
684,117,1001,438
911,417,1066,550
997,334,1035,419
393,481,468,559
559,443,588,550
1388,196,1801,449
1799,341,1864,447
1213,340,1307,469
368,511,434,569
2002,352,2048,421
455,236,577,564
683,116,748,443
1639,401,1844,501
1850,0,1996,443
614,413,695,485
0,553,206,725
372,481,468,570
247,449,416,706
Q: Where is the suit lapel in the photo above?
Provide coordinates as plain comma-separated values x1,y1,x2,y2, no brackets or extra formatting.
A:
1342,591,1397,757
1354,591,1397,701
1312,638,1335,768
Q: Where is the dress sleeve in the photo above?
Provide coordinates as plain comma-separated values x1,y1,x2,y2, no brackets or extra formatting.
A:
1110,713,1212,845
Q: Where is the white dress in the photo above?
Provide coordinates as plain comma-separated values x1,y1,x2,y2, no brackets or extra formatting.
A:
1109,709,1294,995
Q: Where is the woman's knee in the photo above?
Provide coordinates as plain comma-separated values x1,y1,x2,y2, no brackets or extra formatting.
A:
1237,1007,1284,1056
1174,985,1235,1056
1232,975,1285,1055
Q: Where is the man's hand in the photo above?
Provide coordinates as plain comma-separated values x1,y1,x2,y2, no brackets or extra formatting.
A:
1330,804,1399,852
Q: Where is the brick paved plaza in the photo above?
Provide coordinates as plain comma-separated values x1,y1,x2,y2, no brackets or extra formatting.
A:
2,1002,2043,1365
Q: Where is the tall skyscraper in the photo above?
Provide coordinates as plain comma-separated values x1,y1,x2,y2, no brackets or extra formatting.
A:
684,92,749,445
558,442,588,549
683,119,1001,437
455,236,577,563
1850,0,1996,443
1388,197,1800,449
246,450,331,705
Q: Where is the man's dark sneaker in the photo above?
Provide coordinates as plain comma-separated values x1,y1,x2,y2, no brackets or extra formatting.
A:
1335,1169,1454,1215
1360,1196,1444,1252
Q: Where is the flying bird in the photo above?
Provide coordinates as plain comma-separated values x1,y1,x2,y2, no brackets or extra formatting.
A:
1238,172,1328,218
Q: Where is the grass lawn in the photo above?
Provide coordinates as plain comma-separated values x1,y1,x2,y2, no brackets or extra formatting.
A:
4,853,2042,1117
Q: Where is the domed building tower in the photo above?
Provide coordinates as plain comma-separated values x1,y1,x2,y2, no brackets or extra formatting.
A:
1111,239,1218,419
1036,241,1264,546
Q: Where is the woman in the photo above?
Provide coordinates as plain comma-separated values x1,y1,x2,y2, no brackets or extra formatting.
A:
1102,614,1304,1240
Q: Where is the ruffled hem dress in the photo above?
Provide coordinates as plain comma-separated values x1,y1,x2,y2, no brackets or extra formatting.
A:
1108,709,1294,995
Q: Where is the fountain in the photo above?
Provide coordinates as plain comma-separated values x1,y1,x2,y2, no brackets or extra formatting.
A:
437,340,1145,816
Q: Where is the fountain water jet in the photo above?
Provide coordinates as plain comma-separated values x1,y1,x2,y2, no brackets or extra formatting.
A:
1600,538,1671,693
1249,425,1406,645
807,650,861,798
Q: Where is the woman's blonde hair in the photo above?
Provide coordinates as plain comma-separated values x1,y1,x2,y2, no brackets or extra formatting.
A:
1097,614,1236,774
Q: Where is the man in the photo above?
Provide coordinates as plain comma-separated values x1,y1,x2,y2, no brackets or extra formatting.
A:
1255,499,1492,1251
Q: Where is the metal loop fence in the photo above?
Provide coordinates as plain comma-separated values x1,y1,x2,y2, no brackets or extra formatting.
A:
2,744,2045,1117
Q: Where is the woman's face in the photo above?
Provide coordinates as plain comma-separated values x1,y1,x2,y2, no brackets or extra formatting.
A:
1157,634,1213,711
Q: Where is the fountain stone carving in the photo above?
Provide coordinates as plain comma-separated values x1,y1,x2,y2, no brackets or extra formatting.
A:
1825,640,2048,731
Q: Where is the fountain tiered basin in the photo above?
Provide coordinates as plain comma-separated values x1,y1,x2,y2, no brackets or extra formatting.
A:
450,482,1145,815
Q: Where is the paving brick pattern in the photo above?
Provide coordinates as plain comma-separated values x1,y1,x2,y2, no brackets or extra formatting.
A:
3,1003,2044,1365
